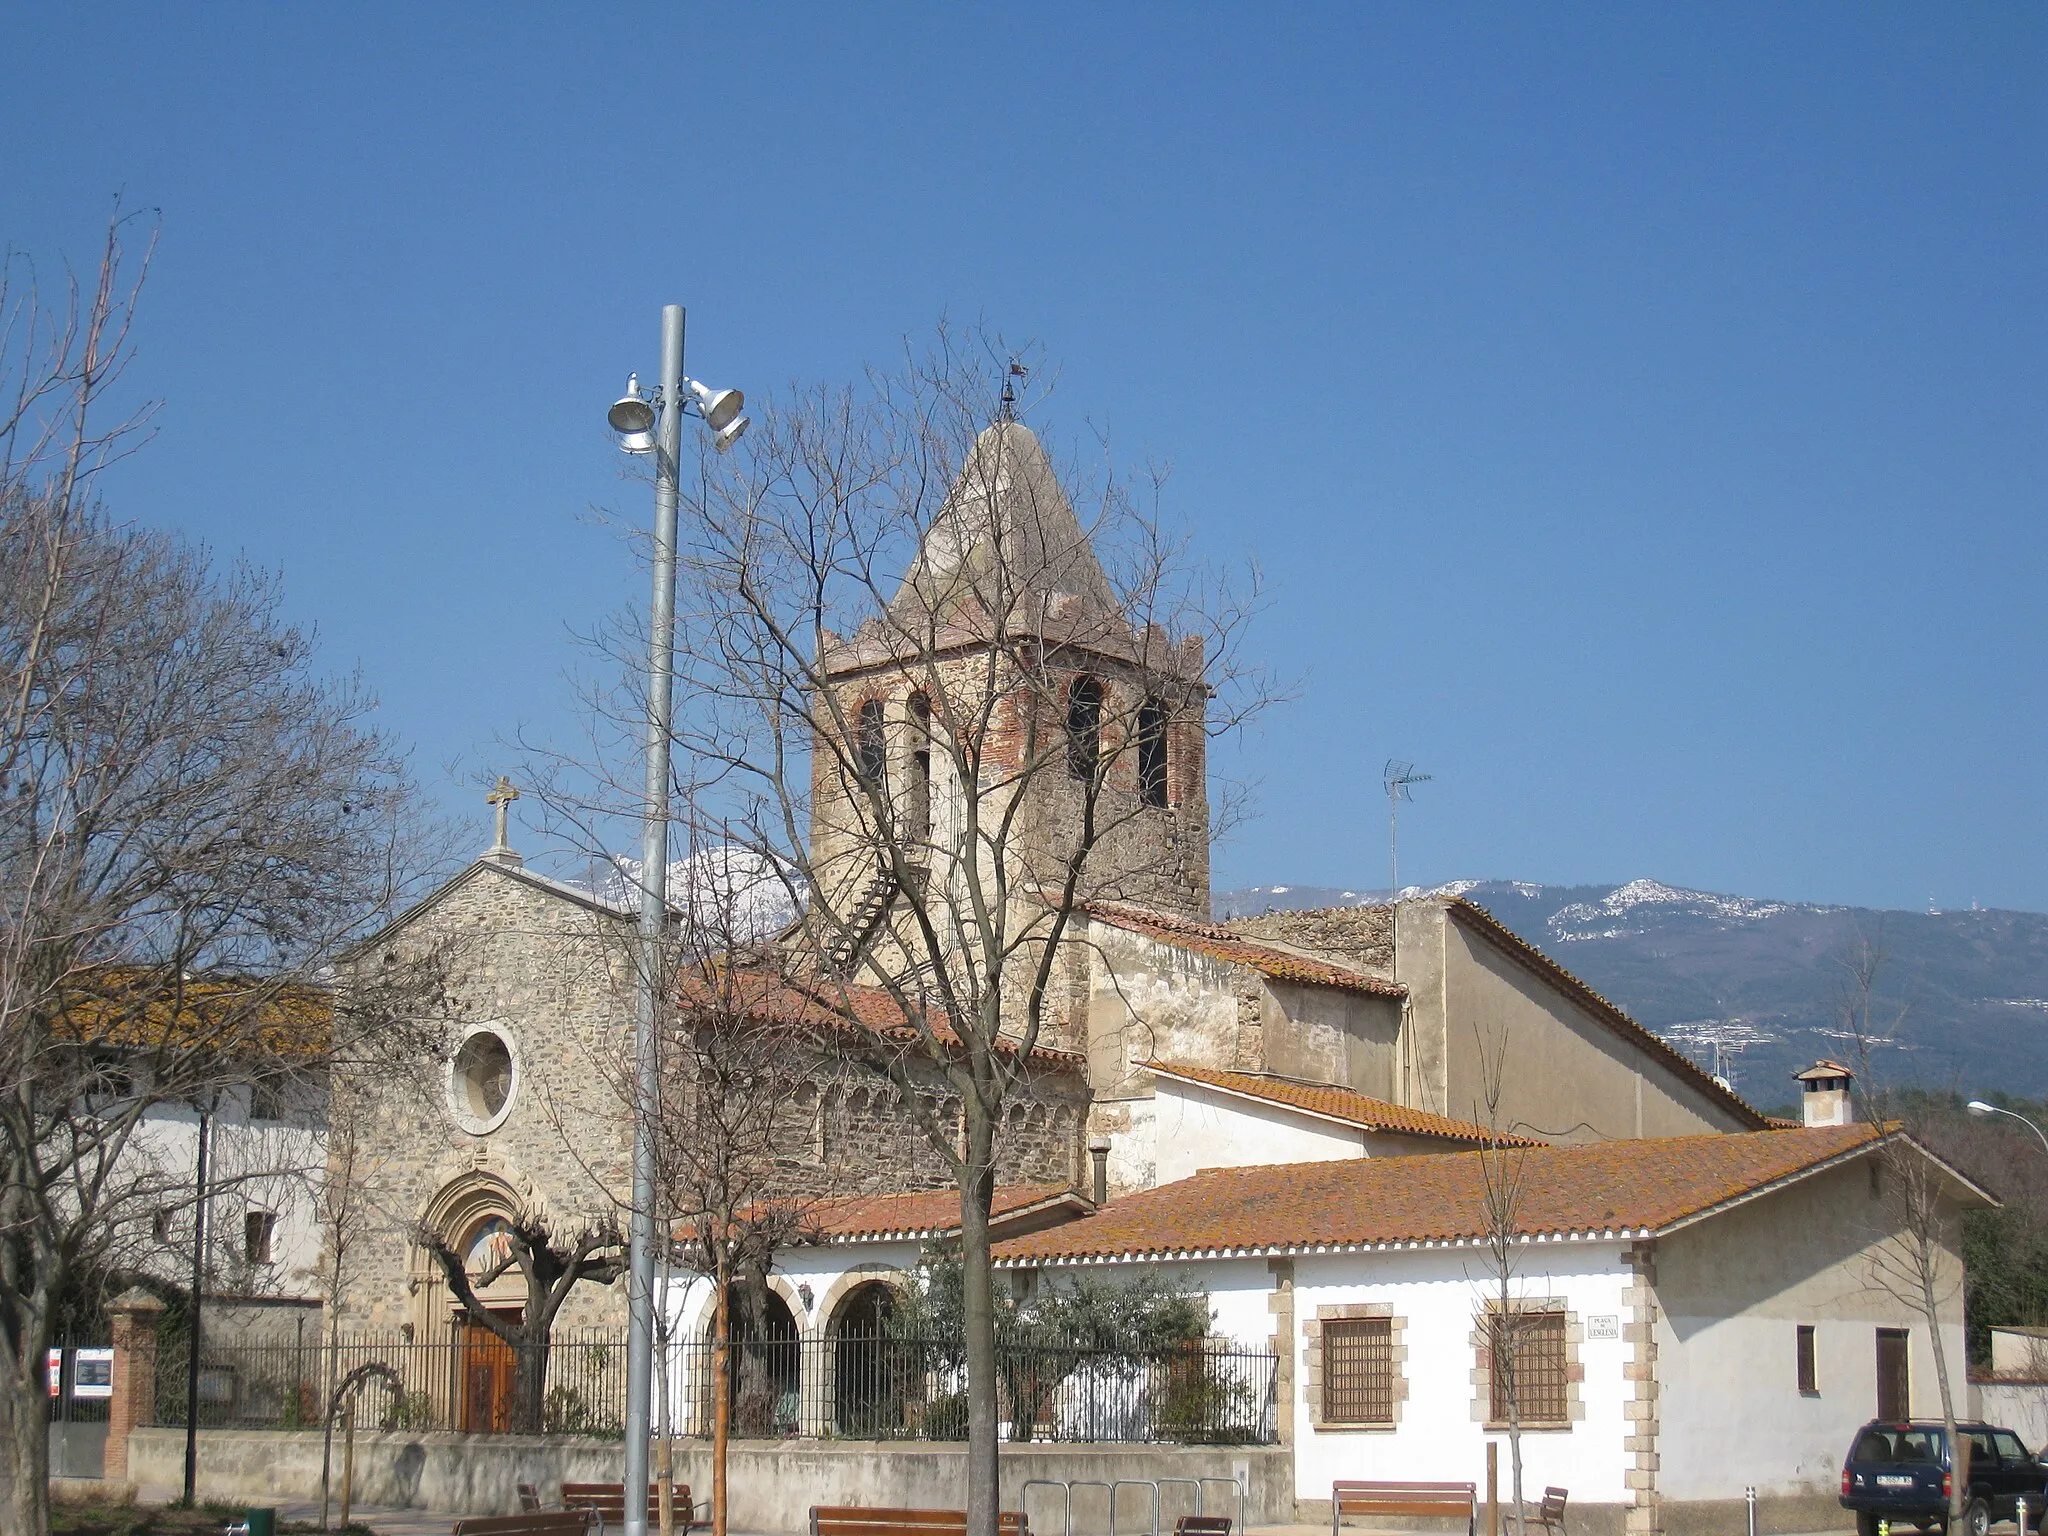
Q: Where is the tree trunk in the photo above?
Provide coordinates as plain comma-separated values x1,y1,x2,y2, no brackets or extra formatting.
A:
1926,1260,1965,1530
0,1340,52,1536
960,1107,999,1536
731,1269,774,1437
713,1270,731,1536
511,1329,549,1436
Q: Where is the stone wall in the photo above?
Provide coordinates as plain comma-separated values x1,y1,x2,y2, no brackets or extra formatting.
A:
336,861,644,1335
335,859,1092,1343
127,1426,1294,1530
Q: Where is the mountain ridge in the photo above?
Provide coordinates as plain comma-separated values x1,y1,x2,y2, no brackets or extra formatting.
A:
1216,878,2048,1102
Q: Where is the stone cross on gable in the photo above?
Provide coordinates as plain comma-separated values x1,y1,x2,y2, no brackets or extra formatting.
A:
484,776,522,865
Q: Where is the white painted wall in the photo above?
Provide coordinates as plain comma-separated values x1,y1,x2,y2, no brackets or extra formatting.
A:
1153,1080,1363,1185
1654,1157,1973,1502
1289,1245,1635,1505
124,1093,326,1299
1975,1382,2048,1451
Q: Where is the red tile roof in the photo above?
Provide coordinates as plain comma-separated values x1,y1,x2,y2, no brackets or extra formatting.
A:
993,1125,1919,1263
1143,1062,1544,1147
1089,903,1406,998
795,1184,1090,1242
673,968,1083,1069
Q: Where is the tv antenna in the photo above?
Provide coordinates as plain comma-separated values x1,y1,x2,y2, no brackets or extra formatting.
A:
1384,760,1432,986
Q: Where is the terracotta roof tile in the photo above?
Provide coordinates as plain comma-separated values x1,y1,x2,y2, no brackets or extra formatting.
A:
1089,903,1406,998
993,1125,1897,1263
796,1184,1089,1242
1144,1062,1544,1146
674,968,1084,1069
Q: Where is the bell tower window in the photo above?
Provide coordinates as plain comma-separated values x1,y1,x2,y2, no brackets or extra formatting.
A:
1067,676,1103,782
856,699,888,788
1138,697,1168,808
907,693,932,843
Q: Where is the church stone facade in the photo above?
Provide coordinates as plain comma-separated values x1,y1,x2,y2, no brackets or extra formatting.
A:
329,413,1768,1381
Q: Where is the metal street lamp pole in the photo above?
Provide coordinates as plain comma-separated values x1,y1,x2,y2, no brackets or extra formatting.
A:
1968,1100,2048,1158
623,303,686,1536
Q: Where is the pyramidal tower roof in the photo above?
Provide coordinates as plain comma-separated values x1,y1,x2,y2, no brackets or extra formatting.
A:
889,421,1122,629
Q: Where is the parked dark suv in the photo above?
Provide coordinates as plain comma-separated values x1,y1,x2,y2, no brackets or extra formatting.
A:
1842,1422,2048,1536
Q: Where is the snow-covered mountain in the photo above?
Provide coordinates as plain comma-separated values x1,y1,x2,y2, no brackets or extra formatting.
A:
586,846,804,940
1217,878,2048,1103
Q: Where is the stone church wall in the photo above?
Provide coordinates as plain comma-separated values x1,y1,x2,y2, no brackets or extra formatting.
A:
335,860,1091,1340
334,862,640,1336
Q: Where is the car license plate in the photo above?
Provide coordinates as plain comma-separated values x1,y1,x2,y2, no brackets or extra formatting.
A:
1877,1477,1916,1489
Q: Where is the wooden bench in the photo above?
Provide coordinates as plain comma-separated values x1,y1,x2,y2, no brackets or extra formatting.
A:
1331,1482,1478,1536
561,1483,705,1534
452,1515,591,1536
809,1506,1030,1536
1175,1517,1234,1536
1525,1488,1568,1536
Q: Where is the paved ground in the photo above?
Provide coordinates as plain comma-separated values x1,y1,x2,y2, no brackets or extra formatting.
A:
132,1485,477,1535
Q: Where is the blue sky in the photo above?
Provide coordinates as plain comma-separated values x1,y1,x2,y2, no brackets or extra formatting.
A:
5,5,2041,912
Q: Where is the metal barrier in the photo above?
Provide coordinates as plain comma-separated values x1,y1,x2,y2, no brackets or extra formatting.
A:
1157,1475,1247,1536
1112,1480,1160,1536
1023,1476,1246,1536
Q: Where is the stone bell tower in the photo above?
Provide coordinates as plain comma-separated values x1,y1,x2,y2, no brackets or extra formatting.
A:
808,419,1209,979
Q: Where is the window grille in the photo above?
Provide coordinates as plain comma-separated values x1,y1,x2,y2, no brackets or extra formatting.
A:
1491,1307,1568,1425
1797,1324,1818,1394
1322,1316,1394,1424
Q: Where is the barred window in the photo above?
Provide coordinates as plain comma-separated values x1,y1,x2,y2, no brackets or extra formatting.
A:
1322,1316,1394,1425
1491,1307,1568,1425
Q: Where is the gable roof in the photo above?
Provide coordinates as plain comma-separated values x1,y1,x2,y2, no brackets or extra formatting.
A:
991,1124,1973,1264
1444,898,1769,1128
794,1184,1092,1244
1091,902,1406,998
346,855,631,958
1143,1061,1543,1147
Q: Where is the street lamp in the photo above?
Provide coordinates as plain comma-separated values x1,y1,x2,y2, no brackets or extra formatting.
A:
609,306,747,1536
1967,1100,2048,1158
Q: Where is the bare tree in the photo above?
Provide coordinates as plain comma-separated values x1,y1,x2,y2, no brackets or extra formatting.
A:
316,1098,387,1530
522,845,847,1536
523,328,1266,1532
0,217,450,1535
1467,1028,1538,1536
1835,928,1978,1532
414,1205,623,1435
601,332,1271,1534
660,951,834,1536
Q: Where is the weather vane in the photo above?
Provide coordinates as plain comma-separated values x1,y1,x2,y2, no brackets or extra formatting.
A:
998,359,1028,422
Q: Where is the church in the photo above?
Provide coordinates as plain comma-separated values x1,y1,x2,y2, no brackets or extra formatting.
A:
329,417,1983,1534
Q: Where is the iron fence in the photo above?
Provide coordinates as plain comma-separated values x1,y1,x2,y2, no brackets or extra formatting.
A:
148,1328,630,1436
145,1326,1277,1445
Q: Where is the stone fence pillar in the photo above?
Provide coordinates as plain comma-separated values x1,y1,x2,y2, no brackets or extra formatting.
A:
105,1287,165,1482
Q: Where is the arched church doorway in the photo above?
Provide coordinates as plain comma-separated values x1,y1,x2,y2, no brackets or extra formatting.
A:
727,1288,800,1437
832,1280,903,1435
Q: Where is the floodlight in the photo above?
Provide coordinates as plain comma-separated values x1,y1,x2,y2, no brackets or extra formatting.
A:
685,377,744,432
608,373,657,453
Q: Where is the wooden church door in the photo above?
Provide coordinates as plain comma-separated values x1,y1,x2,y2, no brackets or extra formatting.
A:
461,1317,518,1432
